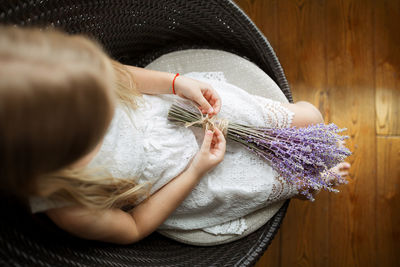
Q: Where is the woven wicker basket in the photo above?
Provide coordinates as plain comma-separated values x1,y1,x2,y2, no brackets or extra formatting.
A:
0,1,292,266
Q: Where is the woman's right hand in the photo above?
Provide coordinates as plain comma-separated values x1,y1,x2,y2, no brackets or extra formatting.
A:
188,128,226,177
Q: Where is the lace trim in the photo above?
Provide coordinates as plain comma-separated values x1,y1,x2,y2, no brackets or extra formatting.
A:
187,71,227,82
252,95,294,128
267,174,299,203
201,217,247,235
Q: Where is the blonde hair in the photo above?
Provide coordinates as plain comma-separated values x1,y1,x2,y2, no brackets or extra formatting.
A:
0,26,152,212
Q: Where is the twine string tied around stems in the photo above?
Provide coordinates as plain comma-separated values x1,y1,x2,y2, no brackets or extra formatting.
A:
184,113,229,137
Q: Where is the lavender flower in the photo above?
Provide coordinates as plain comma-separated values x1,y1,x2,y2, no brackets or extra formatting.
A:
168,102,351,200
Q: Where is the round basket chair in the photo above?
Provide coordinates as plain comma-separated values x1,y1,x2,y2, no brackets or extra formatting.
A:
0,0,292,266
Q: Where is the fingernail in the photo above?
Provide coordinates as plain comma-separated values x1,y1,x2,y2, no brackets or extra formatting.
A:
208,107,214,113
206,130,213,135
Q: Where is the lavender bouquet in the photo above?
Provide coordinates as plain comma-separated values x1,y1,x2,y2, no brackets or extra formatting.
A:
168,101,351,200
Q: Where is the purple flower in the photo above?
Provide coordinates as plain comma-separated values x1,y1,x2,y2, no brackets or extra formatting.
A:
168,102,352,201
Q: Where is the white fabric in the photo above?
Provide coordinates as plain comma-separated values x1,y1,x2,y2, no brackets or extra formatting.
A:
29,71,298,235
144,49,292,242
101,71,297,234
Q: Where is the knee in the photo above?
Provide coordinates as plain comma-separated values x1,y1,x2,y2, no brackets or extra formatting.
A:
283,101,324,127
296,101,324,125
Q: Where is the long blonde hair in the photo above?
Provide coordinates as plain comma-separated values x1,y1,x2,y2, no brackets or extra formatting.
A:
0,26,152,212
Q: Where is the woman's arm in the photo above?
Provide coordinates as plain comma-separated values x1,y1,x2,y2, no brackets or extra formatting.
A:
129,128,225,240
45,166,202,244
45,205,139,244
124,65,221,116
124,65,176,95
46,128,226,244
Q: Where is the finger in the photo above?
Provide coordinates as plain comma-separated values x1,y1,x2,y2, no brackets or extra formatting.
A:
340,162,351,169
205,97,220,116
201,130,214,152
203,88,213,99
211,135,217,145
208,90,221,114
202,88,221,114
197,95,214,114
213,128,226,150
196,105,206,115
214,127,226,142
213,95,221,114
208,98,216,108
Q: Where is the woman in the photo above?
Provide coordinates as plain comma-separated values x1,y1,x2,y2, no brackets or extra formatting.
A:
0,26,350,244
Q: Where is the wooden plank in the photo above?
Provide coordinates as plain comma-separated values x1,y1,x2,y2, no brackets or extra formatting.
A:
376,137,400,266
326,0,377,266
374,0,400,136
234,0,279,53
275,1,330,266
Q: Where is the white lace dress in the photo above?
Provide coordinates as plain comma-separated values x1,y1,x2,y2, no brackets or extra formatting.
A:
29,72,298,235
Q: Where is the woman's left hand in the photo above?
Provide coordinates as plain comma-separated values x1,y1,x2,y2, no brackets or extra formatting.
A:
173,75,221,117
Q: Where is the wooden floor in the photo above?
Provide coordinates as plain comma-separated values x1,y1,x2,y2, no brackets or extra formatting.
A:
235,1,400,266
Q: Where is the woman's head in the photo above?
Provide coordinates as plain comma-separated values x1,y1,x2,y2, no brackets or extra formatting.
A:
0,26,147,208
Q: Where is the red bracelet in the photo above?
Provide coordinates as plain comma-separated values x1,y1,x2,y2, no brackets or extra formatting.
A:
172,73,179,95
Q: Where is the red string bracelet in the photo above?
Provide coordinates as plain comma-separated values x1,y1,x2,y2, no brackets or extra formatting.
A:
172,73,179,95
